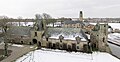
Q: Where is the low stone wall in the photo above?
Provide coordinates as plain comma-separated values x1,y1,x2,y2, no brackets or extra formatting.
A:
7,38,31,45
8,37,89,52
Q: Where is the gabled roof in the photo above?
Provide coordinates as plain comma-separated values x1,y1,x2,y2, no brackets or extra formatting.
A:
64,20,83,24
63,20,90,26
47,28,90,41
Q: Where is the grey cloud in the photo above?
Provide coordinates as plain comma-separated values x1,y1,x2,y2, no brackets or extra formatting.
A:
0,0,120,18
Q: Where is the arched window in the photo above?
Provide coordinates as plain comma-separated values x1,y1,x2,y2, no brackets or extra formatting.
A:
103,37,105,42
34,32,37,36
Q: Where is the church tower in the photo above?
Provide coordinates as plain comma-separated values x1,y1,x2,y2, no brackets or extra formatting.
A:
79,11,83,21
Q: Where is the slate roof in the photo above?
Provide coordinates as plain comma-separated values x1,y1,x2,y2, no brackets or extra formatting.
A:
64,20,83,24
63,20,89,26
7,26,32,36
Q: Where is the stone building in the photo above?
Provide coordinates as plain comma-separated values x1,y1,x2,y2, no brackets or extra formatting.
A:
6,11,111,53
90,23,111,53
79,11,83,21
7,26,31,44
63,20,82,28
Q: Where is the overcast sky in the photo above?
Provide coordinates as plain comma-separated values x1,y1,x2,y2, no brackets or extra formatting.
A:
0,0,120,18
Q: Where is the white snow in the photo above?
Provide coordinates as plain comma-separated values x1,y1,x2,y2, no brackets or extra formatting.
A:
0,42,4,45
108,23,120,30
10,22,33,26
49,33,90,41
108,33,120,44
16,48,120,62
12,44,24,47
47,22,61,27
90,23,120,30
30,46,34,48
50,36,87,41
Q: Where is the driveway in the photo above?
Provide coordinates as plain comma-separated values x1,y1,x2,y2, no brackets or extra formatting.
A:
0,43,36,62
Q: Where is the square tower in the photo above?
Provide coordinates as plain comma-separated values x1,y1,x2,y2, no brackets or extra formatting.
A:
90,23,111,52
79,11,83,21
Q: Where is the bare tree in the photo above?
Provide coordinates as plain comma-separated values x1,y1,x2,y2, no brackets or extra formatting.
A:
17,16,22,26
42,13,57,27
34,14,43,31
35,14,42,20
42,13,52,19
0,16,9,56
0,16,9,33
24,20,28,26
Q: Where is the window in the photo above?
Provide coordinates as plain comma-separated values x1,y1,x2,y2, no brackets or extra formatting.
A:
21,41,23,44
35,32,37,36
104,25,106,27
77,46,79,49
77,41,80,44
103,37,105,42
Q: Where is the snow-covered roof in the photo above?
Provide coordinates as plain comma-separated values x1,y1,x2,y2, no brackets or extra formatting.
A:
49,36,88,41
47,28,90,41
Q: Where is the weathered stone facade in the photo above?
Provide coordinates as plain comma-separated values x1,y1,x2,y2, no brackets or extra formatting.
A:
90,23,111,53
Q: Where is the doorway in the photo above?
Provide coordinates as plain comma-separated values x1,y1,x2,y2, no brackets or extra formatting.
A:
32,39,37,44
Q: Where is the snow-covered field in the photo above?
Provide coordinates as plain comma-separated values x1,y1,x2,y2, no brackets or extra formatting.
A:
108,33,120,45
90,23,120,29
16,48,120,62
108,23,120,30
108,43,120,59
10,22,33,26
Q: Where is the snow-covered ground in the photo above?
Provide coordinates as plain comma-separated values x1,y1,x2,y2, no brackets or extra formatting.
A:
9,22,33,27
16,48,120,62
108,33,120,45
11,44,24,47
108,43,120,59
108,23,120,30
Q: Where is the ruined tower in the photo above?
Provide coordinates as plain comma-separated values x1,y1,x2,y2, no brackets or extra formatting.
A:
79,11,83,21
31,15,46,48
90,23,111,53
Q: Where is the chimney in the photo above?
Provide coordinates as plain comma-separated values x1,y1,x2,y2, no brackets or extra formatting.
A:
79,11,83,21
